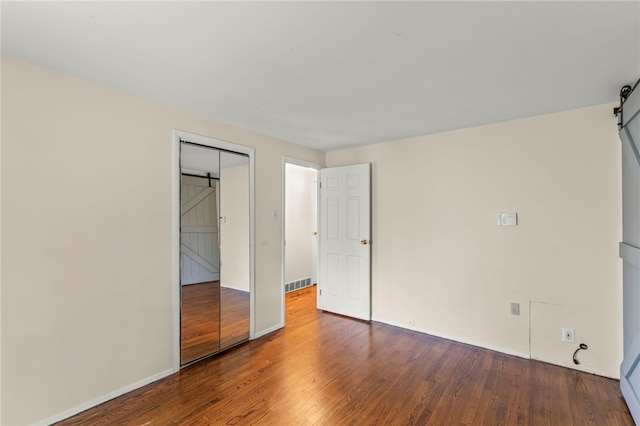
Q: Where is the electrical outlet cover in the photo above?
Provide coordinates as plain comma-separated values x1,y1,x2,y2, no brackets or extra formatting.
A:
562,328,575,343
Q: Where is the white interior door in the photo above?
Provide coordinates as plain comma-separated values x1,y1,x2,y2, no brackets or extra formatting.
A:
311,177,319,285
319,163,371,320
619,80,640,423
181,175,220,285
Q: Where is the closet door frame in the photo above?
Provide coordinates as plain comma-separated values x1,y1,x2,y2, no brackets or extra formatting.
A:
172,129,255,371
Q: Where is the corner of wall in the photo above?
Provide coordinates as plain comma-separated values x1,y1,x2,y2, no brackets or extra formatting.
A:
325,103,622,378
530,301,621,379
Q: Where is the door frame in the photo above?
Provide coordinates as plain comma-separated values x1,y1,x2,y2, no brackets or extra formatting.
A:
281,156,322,327
173,129,255,370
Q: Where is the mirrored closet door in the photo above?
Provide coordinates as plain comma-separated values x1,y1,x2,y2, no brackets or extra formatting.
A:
219,151,250,348
180,142,250,365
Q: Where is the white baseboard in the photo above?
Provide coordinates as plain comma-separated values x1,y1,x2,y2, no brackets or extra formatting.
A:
372,316,531,360
221,284,250,292
530,355,619,379
36,367,177,425
181,273,219,286
253,323,283,339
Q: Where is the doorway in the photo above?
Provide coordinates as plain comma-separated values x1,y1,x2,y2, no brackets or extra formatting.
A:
174,130,255,368
283,159,320,324
282,160,372,325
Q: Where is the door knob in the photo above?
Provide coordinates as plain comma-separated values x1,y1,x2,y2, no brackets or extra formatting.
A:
361,239,369,245
313,231,318,236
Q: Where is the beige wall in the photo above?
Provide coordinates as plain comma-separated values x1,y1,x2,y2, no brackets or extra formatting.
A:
0,56,324,425
220,162,250,292
285,163,316,283
327,103,622,378
1,54,625,424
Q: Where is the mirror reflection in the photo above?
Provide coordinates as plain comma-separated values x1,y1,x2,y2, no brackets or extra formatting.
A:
220,151,250,348
180,143,249,365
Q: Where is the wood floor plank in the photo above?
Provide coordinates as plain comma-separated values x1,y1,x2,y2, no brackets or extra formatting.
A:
180,281,220,363
181,281,250,364
57,285,633,425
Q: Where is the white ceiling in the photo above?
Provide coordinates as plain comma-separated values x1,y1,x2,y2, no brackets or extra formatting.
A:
2,1,639,152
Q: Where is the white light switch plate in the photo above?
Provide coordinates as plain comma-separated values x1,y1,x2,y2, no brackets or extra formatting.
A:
497,212,518,226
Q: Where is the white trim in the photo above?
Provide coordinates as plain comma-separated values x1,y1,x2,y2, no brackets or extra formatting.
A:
283,156,324,170
172,130,180,371
372,316,531,360
281,157,323,328
176,129,254,156
622,371,640,424
173,129,256,370
36,368,176,426
253,323,284,339
530,354,618,380
248,147,256,340
621,242,640,267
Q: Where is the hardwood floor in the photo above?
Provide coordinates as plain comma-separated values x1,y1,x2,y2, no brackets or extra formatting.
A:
181,281,250,364
181,281,220,363
58,285,632,425
220,286,250,349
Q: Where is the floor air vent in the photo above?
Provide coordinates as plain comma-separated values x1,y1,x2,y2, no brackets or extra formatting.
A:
285,277,312,293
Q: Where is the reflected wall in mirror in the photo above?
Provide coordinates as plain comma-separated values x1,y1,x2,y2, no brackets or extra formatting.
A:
219,151,250,348
180,142,250,365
